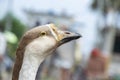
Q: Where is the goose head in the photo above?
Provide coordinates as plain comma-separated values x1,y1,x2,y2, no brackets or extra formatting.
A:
24,24,81,58
12,23,81,80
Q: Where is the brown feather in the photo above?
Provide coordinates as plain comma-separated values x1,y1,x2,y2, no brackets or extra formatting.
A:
12,26,49,80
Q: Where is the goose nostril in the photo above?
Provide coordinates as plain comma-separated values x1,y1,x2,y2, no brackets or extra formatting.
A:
65,31,70,34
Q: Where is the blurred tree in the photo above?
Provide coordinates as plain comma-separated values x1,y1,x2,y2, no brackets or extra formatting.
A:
91,0,120,50
0,13,26,58
92,0,120,13
0,13,26,39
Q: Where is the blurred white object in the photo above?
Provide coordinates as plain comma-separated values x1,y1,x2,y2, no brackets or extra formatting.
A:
0,32,7,55
55,41,75,69
4,31,18,44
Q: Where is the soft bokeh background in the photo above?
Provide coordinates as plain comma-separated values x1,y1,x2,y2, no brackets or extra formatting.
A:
0,0,120,80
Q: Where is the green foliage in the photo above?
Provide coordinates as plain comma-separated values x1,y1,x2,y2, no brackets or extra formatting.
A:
0,13,27,58
11,16,26,40
0,17,6,31
0,13,26,39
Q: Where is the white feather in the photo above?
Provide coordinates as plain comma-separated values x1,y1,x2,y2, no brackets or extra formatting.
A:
19,36,57,80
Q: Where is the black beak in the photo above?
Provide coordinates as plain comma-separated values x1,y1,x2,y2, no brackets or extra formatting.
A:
58,31,82,46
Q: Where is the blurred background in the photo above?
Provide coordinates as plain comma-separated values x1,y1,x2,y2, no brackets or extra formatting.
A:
0,0,120,80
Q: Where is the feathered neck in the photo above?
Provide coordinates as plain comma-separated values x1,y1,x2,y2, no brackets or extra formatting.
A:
12,30,40,80
18,47,45,80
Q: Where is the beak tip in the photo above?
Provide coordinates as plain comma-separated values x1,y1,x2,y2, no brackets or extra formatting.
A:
75,33,82,39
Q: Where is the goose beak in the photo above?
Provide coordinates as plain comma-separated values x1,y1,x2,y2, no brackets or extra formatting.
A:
57,30,81,46
48,23,81,46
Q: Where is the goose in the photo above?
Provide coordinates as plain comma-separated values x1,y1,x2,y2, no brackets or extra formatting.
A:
12,24,81,80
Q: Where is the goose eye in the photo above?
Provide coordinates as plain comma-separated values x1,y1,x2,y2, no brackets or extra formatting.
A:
40,31,46,36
